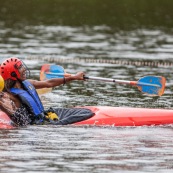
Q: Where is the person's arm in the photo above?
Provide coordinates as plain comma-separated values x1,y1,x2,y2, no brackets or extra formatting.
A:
29,72,85,89
0,92,19,115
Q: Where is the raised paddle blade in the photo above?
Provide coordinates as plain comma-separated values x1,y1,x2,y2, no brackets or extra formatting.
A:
38,64,62,94
40,64,65,80
136,76,166,96
38,64,69,94
84,75,166,96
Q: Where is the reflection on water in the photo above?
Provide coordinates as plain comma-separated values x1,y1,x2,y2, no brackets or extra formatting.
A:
1,24,173,62
1,126,173,173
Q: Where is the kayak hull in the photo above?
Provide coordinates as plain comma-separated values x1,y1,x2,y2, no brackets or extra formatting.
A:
75,106,173,126
1,106,173,129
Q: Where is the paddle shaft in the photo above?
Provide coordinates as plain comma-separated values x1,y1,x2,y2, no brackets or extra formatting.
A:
46,72,160,87
84,76,161,87
84,76,136,85
46,72,134,85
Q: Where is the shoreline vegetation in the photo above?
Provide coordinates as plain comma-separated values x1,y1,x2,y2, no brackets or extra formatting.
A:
0,0,173,29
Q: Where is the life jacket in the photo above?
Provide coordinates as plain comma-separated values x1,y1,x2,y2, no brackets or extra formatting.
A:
10,80,44,118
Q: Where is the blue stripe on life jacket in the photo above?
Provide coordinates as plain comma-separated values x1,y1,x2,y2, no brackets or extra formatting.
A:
10,80,44,117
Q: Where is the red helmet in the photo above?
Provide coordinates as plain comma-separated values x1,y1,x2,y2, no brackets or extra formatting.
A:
0,57,23,80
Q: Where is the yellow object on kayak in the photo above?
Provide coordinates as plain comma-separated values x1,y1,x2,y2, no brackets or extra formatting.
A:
46,112,59,121
0,75,4,91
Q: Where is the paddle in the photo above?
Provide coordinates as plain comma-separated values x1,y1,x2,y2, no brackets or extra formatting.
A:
37,64,65,95
40,64,166,96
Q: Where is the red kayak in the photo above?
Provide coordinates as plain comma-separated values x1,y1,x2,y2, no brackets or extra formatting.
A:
0,111,14,129
75,106,173,126
1,106,173,129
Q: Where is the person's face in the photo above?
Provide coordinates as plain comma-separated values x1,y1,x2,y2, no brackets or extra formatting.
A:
15,62,27,80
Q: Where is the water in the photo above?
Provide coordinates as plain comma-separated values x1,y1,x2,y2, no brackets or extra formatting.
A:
1,1,173,172
1,126,173,173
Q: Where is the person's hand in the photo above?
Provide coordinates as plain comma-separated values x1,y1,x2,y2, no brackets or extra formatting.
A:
74,72,85,80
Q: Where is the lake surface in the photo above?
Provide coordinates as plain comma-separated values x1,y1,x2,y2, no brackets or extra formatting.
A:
1,1,173,172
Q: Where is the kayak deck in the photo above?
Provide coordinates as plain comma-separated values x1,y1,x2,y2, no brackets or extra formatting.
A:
75,106,173,126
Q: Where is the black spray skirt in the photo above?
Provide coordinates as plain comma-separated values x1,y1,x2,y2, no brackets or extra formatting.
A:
46,107,95,125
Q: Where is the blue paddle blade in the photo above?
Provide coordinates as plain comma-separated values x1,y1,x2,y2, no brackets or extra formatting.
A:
49,65,64,73
137,76,166,96
45,65,65,79
40,64,65,80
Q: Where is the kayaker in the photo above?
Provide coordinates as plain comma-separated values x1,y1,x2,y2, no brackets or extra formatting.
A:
0,57,94,127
